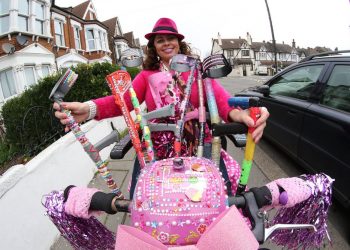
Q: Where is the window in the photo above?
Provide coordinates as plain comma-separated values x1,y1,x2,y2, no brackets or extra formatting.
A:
35,1,45,35
227,50,234,57
73,26,81,50
259,52,266,60
269,65,324,100
18,0,29,32
97,30,102,49
241,50,249,57
320,65,350,113
280,54,286,60
41,65,50,77
291,54,297,61
101,32,107,51
0,0,10,33
86,29,95,50
54,19,65,46
0,69,16,99
24,66,36,87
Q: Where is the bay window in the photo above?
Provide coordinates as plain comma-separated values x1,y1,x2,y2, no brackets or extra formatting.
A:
24,66,36,87
73,26,81,50
0,69,16,100
54,19,65,46
35,1,45,35
18,0,29,32
0,0,10,33
86,29,95,50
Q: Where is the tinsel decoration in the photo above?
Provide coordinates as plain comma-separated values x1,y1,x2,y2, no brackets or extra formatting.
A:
43,190,115,250
269,173,334,249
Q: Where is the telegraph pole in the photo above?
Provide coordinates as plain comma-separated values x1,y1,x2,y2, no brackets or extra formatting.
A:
264,0,278,74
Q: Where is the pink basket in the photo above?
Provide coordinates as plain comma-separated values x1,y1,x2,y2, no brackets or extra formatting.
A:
131,156,228,246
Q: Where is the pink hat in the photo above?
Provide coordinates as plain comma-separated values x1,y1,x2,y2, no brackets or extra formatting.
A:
145,17,185,41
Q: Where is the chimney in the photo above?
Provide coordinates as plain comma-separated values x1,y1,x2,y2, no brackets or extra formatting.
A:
218,32,222,46
246,32,252,45
292,39,296,48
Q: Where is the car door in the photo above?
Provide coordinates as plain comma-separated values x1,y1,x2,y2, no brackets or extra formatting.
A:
262,64,326,158
298,63,350,207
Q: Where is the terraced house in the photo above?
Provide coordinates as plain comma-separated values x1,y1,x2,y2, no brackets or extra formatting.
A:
211,32,331,76
0,0,140,106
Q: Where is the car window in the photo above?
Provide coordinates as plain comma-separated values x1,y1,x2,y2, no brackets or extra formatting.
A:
320,65,350,113
269,65,324,100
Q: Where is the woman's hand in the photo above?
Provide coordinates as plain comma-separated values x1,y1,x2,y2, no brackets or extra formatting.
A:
53,102,90,132
229,107,269,143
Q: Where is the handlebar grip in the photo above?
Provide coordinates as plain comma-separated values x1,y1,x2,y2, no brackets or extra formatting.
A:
249,186,272,208
114,199,131,213
94,130,120,152
212,123,248,137
90,192,118,214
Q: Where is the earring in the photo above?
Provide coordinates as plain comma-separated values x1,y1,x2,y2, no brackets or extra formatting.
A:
157,56,160,61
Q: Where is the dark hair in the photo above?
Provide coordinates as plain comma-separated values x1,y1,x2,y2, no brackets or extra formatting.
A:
143,36,192,70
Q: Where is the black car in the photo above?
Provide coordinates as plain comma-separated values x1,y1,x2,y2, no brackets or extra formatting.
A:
236,50,350,208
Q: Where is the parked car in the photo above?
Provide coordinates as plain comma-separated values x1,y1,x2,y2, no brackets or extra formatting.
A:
236,50,350,209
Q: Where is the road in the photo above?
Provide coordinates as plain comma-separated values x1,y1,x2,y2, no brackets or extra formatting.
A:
220,75,350,249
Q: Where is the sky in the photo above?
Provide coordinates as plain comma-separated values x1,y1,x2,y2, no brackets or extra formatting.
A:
55,0,350,57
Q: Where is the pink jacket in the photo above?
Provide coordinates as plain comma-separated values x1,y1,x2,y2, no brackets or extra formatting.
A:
93,70,235,122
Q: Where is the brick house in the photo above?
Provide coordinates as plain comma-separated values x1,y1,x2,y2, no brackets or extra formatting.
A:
102,17,143,65
51,0,112,68
0,0,142,106
0,0,55,105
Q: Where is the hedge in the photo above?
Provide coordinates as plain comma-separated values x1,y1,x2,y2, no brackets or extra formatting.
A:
0,62,140,166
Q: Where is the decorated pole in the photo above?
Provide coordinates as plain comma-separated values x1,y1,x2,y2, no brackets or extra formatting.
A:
129,87,155,163
203,78,221,166
170,55,197,157
105,70,146,169
228,97,260,194
196,62,206,157
49,68,122,197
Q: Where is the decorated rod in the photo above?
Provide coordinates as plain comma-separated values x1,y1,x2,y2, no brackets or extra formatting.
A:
228,97,260,194
201,54,234,165
105,70,146,169
170,55,197,157
129,87,155,163
49,69,122,197
203,77,221,166
196,62,206,157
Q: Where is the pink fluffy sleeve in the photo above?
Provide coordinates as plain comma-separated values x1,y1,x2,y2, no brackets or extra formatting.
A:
64,187,101,219
209,78,236,122
93,71,148,120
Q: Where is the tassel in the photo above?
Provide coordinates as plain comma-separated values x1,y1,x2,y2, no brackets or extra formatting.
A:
269,173,334,249
43,190,115,250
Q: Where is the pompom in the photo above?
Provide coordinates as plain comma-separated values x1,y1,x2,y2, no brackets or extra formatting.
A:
43,190,115,250
269,173,334,249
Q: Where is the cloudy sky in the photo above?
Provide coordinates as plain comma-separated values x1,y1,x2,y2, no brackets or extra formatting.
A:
56,0,350,57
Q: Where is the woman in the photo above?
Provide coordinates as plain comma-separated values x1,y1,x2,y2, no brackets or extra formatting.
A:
54,17,269,198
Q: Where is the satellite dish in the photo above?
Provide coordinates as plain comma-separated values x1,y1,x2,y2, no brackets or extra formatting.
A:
16,35,29,46
2,43,15,54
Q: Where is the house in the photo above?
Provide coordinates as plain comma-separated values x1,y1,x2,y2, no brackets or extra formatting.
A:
0,0,55,105
0,0,142,106
51,0,112,68
103,17,143,65
211,32,331,76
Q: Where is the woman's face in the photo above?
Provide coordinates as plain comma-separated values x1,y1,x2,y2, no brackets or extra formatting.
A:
153,34,180,64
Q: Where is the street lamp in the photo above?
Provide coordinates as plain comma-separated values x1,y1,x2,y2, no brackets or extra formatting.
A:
264,0,278,74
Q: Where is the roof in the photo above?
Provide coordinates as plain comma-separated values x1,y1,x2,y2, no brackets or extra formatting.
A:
103,17,118,37
214,38,247,49
71,0,90,19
